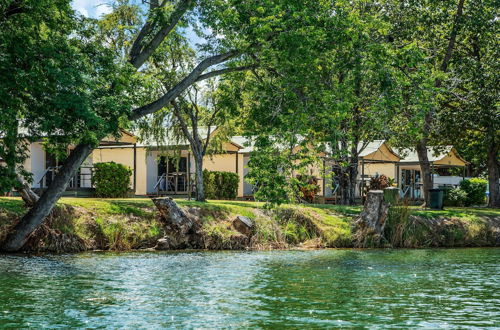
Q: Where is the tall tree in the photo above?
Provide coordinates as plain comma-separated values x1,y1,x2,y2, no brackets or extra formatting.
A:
138,79,241,202
0,0,134,204
439,0,499,207
385,0,466,206
233,0,397,205
313,1,397,205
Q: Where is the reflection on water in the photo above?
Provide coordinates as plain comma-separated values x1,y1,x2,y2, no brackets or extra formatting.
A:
0,249,499,328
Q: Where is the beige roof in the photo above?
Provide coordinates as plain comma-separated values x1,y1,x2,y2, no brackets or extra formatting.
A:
397,147,467,166
232,137,400,163
135,126,215,148
359,140,400,162
231,136,253,153
134,127,242,150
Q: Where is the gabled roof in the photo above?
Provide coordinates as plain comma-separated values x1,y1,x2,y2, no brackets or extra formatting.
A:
358,140,400,162
100,130,137,145
231,136,254,153
135,127,214,148
3,127,137,146
396,146,467,166
135,127,242,151
323,140,400,163
233,137,400,163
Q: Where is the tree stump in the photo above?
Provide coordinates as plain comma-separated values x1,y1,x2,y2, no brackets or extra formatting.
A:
354,190,389,247
152,197,202,250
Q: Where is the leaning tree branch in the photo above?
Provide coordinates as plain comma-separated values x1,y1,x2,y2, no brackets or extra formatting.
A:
171,100,199,154
440,0,465,74
130,0,193,69
195,65,256,82
129,0,168,64
1,0,24,22
130,50,241,120
129,20,155,63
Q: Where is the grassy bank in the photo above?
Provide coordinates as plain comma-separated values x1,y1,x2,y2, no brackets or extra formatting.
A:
0,197,498,252
385,205,500,248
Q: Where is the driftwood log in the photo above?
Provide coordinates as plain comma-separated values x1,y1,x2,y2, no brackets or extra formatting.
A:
354,190,389,247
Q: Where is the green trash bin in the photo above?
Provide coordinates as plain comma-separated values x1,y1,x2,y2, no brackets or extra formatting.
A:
429,188,444,210
383,187,400,205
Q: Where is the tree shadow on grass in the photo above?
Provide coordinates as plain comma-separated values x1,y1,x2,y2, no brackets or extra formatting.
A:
106,200,155,217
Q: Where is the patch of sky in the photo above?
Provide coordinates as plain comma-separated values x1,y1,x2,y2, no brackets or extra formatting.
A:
71,0,211,49
72,0,114,18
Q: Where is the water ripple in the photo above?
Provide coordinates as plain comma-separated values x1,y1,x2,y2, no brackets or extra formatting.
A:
0,248,498,328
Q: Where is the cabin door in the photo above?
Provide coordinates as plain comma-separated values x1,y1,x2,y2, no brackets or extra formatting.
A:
401,169,421,199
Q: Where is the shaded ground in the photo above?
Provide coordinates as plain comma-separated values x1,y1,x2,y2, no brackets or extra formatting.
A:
0,197,498,252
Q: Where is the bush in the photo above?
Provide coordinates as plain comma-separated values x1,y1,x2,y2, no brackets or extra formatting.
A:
368,175,391,191
295,175,320,203
443,187,468,207
203,170,239,199
93,162,132,198
459,178,487,206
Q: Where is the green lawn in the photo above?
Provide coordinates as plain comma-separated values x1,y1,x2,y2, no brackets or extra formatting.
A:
1,196,498,220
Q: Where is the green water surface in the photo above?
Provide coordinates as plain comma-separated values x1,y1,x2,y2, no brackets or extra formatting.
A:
0,248,499,328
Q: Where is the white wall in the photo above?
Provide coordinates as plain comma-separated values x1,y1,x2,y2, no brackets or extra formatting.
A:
243,154,253,196
30,142,45,188
146,151,158,194
432,175,468,188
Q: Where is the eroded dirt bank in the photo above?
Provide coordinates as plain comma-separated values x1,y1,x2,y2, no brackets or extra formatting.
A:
0,197,499,253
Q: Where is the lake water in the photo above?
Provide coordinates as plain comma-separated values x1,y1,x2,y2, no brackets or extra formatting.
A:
0,248,498,328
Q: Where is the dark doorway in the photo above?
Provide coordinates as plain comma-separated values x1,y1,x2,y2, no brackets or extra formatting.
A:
401,169,422,199
158,156,188,193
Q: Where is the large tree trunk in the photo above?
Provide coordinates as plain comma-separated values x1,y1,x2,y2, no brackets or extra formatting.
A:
348,157,359,205
337,166,349,205
1,143,94,251
337,163,357,206
412,0,464,209
193,153,205,202
416,141,432,207
487,142,500,208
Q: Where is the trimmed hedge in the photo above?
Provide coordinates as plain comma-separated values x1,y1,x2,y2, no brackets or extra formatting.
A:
203,170,239,199
459,178,487,206
93,162,132,198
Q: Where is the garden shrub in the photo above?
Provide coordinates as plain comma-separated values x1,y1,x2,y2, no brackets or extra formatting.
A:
203,170,239,199
368,175,393,191
0,167,31,195
92,162,132,198
459,178,487,206
443,187,468,207
295,175,320,203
